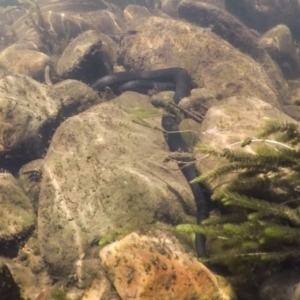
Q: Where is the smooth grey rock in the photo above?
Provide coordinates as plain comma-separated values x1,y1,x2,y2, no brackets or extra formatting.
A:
162,0,225,17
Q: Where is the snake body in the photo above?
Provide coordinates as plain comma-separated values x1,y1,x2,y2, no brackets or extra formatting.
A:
92,67,210,257
92,67,192,104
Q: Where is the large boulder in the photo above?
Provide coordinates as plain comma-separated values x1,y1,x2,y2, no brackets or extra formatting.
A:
118,16,282,107
38,92,197,281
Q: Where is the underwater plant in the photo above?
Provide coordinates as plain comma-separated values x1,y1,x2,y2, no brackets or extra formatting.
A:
177,120,300,274
18,0,57,54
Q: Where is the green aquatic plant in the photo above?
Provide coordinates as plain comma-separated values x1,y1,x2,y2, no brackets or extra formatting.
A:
130,106,164,128
177,120,300,273
18,0,57,54
50,289,71,300
18,0,72,55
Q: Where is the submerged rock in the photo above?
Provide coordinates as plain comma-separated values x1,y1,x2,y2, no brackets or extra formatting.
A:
0,75,101,168
118,16,282,107
56,30,110,84
0,75,60,160
38,92,196,281
100,231,236,300
0,45,51,82
0,173,35,248
195,96,297,189
178,0,286,93
259,24,300,79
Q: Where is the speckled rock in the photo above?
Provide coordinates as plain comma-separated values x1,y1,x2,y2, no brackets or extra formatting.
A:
0,173,35,244
0,46,51,81
259,24,300,79
38,92,197,282
118,16,282,107
100,231,236,300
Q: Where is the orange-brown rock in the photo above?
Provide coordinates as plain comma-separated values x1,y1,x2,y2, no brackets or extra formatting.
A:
100,232,235,300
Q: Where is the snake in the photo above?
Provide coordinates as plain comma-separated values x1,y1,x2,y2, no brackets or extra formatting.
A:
91,67,210,257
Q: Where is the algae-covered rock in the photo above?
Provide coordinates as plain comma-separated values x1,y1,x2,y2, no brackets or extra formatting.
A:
38,92,196,281
0,74,60,156
0,173,35,243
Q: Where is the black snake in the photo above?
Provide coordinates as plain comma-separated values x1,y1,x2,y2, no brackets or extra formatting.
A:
92,67,210,257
